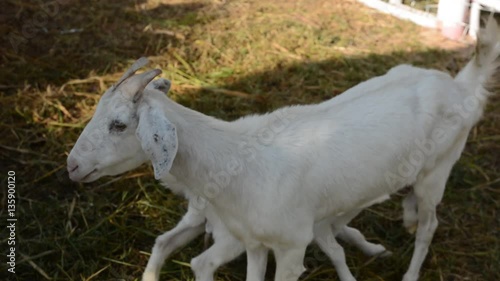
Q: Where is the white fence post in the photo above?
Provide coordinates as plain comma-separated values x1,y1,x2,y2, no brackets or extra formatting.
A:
469,1,481,39
437,0,470,40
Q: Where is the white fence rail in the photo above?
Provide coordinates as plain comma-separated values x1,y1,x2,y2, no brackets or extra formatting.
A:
358,0,500,40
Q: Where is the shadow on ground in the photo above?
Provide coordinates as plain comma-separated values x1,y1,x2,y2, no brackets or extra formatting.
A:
0,0,213,90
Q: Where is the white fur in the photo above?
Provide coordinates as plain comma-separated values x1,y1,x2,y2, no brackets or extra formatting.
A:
68,18,500,281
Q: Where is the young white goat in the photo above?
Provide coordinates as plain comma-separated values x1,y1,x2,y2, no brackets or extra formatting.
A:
67,61,390,281
68,18,500,281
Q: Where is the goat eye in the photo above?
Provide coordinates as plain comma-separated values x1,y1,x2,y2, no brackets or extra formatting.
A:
109,120,127,132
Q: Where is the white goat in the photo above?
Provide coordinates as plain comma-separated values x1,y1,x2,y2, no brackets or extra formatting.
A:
68,18,499,281
67,62,390,281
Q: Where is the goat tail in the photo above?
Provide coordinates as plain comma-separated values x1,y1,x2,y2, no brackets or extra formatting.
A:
455,15,500,122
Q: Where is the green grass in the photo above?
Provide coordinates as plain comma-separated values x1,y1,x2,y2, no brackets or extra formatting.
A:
1,0,499,280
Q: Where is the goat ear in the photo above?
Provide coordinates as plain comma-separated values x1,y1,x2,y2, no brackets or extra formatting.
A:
145,78,172,94
136,105,178,180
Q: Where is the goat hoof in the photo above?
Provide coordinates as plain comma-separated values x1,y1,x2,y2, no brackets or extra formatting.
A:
379,250,393,258
406,223,418,235
142,271,157,281
402,272,418,281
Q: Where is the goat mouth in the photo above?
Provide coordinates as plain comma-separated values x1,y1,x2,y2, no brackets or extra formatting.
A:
81,169,98,181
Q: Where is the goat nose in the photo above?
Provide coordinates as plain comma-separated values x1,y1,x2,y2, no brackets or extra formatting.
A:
68,165,79,173
67,157,79,173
